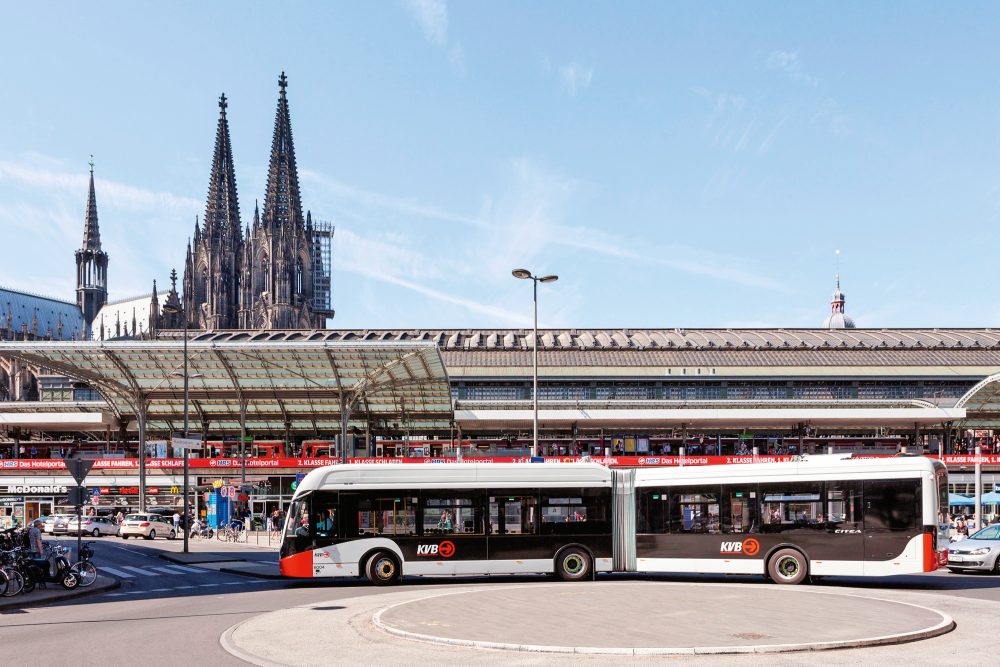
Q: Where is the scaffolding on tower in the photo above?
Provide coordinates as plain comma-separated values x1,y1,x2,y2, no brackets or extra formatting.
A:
310,220,334,323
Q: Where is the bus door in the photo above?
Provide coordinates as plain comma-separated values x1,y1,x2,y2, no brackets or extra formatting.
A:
487,490,545,563
863,479,919,563
824,481,863,561
417,490,487,572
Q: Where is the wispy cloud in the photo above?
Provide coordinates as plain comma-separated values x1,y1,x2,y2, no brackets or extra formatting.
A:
0,159,201,212
558,63,593,95
403,0,448,45
402,0,465,75
757,115,789,155
766,50,818,87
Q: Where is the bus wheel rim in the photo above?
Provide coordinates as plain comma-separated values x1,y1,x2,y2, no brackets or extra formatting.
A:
376,558,394,578
777,556,799,578
564,554,584,575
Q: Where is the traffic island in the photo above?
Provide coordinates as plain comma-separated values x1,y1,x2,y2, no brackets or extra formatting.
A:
221,581,956,664
0,574,120,612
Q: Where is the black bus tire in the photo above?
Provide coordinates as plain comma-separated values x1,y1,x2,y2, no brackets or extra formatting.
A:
366,551,400,586
556,547,592,582
767,548,808,585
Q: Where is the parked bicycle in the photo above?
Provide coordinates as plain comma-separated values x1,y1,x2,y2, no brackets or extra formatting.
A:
69,541,98,588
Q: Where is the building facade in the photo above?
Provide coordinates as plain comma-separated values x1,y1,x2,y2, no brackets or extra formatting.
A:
178,73,332,332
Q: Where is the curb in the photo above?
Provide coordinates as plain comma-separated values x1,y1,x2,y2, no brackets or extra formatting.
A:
370,586,957,656
221,621,286,667
0,576,121,612
218,566,285,580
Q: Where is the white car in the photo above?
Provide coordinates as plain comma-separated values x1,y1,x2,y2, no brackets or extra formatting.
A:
119,513,176,540
45,514,76,535
67,516,120,537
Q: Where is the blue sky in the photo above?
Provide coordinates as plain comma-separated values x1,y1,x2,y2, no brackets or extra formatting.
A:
2,3,1000,329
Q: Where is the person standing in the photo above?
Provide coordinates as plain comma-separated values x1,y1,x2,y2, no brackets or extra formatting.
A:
28,519,45,555
172,511,180,532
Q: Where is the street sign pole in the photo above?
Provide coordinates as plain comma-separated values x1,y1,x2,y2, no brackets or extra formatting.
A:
63,456,95,565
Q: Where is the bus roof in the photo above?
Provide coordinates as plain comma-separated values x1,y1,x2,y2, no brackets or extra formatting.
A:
634,454,943,486
295,462,612,494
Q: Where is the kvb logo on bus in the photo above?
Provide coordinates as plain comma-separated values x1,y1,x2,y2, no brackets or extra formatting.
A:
719,537,760,556
415,540,456,558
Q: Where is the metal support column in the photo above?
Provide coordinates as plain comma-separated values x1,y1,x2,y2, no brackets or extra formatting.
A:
137,399,148,512
340,396,352,464
240,399,247,484
975,445,983,529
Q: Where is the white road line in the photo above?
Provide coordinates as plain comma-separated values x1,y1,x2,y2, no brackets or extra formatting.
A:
149,566,186,576
99,566,135,578
105,592,127,596
198,583,220,587
174,585,196,589
121,566,159,577
148,588,171,592
158,564,207,574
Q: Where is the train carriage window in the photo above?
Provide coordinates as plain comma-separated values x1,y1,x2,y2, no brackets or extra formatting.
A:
669,487,720,534
637,488,669,533
759,482,825,532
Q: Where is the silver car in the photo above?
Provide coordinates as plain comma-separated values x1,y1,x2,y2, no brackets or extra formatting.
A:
948,525,1000,573
67,516,120,537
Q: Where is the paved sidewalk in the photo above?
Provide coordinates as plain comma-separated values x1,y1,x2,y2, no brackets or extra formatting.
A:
223,581,958,664
0,574,119,612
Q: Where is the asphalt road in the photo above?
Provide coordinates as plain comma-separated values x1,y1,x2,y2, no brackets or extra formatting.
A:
4,538,1000,666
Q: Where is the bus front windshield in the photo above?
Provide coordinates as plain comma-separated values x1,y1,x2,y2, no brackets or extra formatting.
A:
286,496,310,537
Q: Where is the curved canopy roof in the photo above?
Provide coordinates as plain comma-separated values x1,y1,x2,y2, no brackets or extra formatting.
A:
955,373,1000,429
0,340,453,435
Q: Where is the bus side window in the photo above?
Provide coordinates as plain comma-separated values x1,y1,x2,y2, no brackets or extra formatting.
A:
489,493,537,535
826,482,862,532
721,487,757,534
637,488,669,534
669,487,720,534
864,480,919,531
311,491,338,539
759,482,824,532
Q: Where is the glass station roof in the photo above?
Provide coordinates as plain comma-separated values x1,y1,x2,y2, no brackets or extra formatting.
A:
0,340,453,434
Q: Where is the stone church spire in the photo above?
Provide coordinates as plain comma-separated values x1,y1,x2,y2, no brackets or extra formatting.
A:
205,93,242,243
75,157,109,335
262,72,304,232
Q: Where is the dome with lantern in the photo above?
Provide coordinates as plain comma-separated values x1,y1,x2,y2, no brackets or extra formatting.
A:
822,274,855,329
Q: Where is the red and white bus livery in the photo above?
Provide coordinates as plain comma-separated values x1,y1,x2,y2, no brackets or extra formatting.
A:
279,455,948,585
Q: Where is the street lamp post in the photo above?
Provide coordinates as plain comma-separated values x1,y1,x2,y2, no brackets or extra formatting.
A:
512,269,558,459
163,301,194,554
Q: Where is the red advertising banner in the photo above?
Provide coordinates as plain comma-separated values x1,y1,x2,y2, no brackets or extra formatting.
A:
3,453,1000,472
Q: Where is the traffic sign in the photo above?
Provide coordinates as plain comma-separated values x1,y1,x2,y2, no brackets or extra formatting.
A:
63,457,96,485
173,436,203,450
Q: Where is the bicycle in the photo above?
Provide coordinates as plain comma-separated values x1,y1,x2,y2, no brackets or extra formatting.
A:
69,541,97,588
0,548,25,597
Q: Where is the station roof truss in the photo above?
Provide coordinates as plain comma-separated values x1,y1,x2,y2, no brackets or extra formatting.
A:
0,340,454,435
955,373,1000,429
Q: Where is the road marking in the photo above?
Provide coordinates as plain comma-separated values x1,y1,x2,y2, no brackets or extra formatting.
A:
174,585,196,589
149,566,187,576
122,566,159,577
148,588,171,592
158,564,207,574
198,583,220,587
99,566,135,578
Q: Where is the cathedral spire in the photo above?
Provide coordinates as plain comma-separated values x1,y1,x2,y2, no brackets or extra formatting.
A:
82,156,101,250
262,71,304,232
204,93,242,242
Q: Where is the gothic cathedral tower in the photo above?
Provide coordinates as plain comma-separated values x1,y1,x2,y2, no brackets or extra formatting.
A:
75,160,109,336
182,94,244,329
240,72,322,329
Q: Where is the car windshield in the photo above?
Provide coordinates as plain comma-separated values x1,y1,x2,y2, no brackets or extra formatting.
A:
124,514,147,521
970,525,1000,540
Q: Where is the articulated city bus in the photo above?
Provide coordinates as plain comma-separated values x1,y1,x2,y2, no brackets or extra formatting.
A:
279,455,948,585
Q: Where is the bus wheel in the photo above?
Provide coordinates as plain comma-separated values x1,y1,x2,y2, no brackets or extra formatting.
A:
767,548,808,585
556,547,591,582
366,551,400,586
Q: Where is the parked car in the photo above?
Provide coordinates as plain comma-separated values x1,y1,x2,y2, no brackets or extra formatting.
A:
119,513,176,540
46,514,76,535
67,516,120,537
948,524,1000,574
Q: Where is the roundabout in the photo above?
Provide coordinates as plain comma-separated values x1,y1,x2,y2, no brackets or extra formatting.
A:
221,580,956,664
